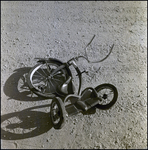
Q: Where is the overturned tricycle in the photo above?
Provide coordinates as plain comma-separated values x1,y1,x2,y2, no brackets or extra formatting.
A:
26,35,118,129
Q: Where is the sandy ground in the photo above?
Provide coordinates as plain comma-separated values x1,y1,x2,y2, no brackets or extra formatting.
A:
1,1,147,149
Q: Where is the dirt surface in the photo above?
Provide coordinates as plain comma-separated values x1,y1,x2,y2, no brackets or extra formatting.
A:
1,1,147,149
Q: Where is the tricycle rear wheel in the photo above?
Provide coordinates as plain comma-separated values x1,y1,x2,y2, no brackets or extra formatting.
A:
50,97,66,129
95,83,118,109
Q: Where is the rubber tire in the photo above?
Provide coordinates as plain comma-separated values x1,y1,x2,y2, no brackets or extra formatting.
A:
95,83,118,109
50,97,66,129
27,59,71,98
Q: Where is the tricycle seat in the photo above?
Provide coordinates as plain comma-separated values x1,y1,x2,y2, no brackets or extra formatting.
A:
65,87,99,116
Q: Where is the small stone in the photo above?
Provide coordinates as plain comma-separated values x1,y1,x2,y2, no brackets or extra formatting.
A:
129,30,134,33
46,139,49,142
15,38,19,41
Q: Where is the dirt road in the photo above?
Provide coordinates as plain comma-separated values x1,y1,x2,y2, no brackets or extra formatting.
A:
1,1,147,149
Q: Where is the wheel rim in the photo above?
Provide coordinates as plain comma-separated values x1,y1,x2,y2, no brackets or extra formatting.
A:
97,86,114,105
29,63,67,96
51,102,61,124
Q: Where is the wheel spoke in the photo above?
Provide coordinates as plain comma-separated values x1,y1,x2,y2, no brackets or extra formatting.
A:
40,82,48,94
98,90,104,97
44,80,55,94
45,81,52,93
39,81,50,94
103,89,107,94
52,77,63,83
36,70,46,78
105,89,107,93
32,78,47,85
108,90,114,95
33,74,45,79
40,67,48,76
55,74,66,78
55,113,60,119
105,98,109,104
49,79,55,90
106,89,111,94
46,62,52,74
100,91,104,95
52,71,63,76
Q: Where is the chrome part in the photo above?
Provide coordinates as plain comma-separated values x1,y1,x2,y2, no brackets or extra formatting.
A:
60,76,72,94
61,84,68,94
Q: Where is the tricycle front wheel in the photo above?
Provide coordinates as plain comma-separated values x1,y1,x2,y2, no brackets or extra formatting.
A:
50,97,66,129
27,59,70,98
95,83,118,109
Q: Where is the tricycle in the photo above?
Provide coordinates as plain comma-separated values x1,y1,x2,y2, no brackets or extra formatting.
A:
26,35,118,129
